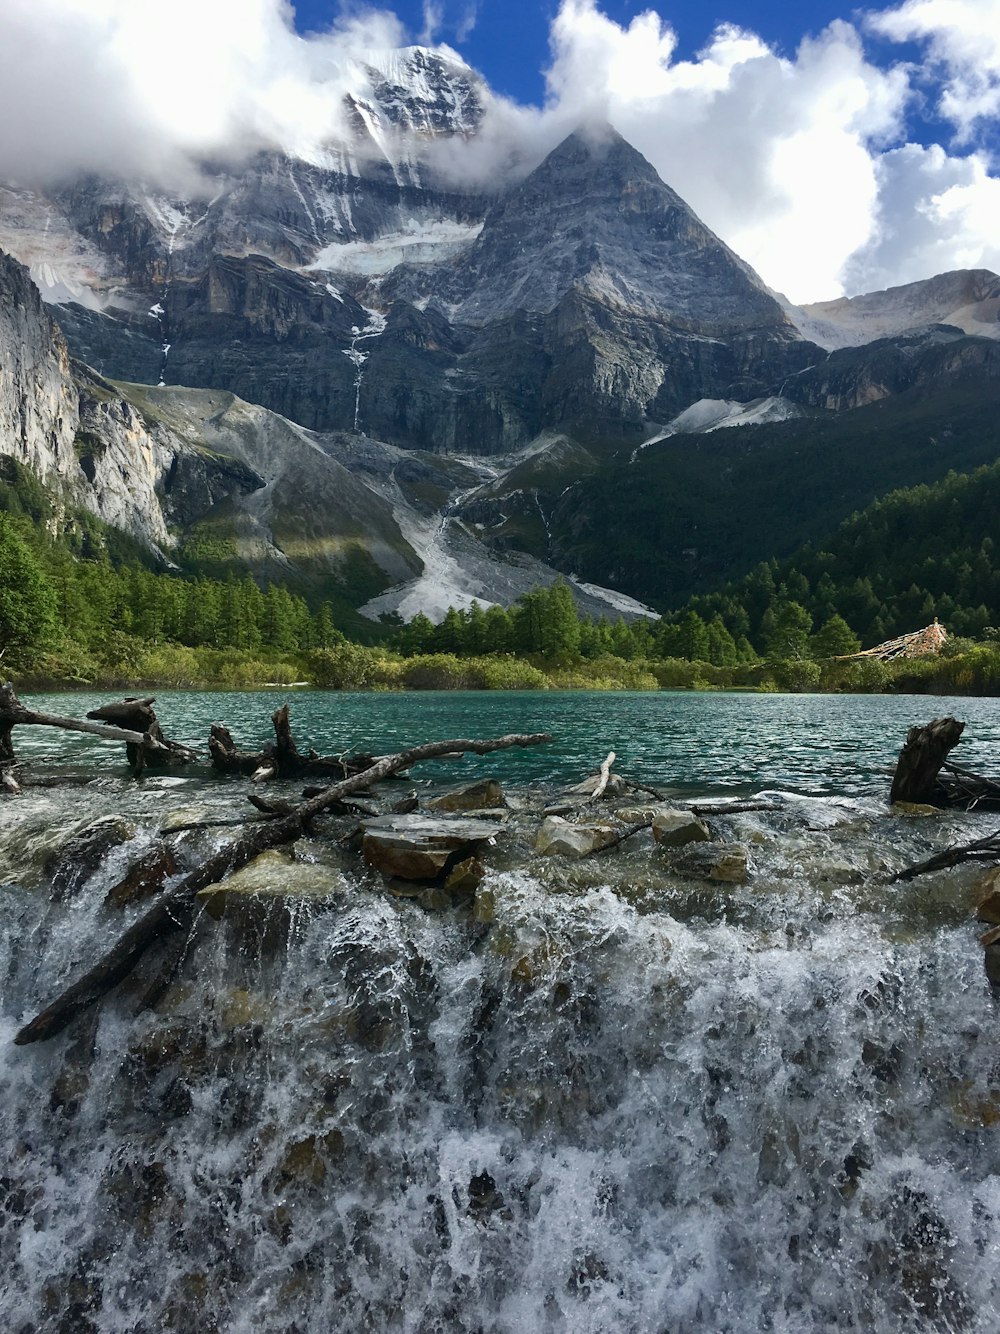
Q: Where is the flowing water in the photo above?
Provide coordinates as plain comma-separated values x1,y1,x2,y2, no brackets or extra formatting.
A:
3,690,1000,1332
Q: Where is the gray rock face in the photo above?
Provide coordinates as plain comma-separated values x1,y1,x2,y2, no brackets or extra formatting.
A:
0,250,79,486
1,101,823,456
781,326,1000,413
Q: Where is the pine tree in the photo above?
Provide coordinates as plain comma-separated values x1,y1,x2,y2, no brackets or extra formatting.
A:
0,515,58,661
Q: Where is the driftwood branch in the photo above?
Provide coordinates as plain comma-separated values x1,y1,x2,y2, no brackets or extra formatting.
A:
589,751,616,803
0,685,196,779
14,730,551,1045
891,828,1000,882
0,684,170,752
210,707,374,782
584,818,652,856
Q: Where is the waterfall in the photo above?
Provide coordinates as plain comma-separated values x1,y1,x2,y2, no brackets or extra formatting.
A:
3,691,1000,1332
343,310,387,432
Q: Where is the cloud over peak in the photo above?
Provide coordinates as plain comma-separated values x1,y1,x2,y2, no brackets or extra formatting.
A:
0,0,998,302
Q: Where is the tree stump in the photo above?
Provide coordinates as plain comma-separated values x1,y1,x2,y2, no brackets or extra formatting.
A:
890,717,965,806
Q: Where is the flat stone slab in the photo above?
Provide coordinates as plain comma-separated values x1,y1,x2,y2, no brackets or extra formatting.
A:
360,814,504,882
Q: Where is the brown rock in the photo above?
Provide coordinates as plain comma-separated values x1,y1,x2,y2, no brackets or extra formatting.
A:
360,814,504,882
425,779,504,812
104,844,178,909
444,857,485,893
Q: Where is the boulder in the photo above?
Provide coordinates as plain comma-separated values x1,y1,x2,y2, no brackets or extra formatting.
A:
196,849,347,920
651,809,711,848
104,843,178,909
361,814,503,882
46,816,135,902
535,816,619,858
891,802,944,817
669,842,750,884
425,779,504,812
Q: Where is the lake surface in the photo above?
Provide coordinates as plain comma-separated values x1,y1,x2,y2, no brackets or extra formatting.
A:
3,688,1000,1332
15,686,1000,796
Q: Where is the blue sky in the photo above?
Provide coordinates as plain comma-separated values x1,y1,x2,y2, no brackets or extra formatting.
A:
291,0,943,138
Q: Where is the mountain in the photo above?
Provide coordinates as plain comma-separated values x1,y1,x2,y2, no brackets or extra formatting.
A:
786,270,1000,350
0,248,657,625
0,105,822,455
2,47,1000,626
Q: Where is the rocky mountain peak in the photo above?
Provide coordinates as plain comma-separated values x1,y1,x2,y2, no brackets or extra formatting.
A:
358,45,485,138
448,124,797,331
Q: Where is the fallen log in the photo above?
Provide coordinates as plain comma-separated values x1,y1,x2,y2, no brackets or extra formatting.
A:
589,751,616,803
0,683,195,778
209,707,375,781
14,729,551,1045
889,716,965,806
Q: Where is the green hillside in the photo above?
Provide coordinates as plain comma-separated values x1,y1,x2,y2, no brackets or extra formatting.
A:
550,379,1000,609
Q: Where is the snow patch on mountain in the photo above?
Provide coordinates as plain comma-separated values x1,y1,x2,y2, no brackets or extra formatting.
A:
308,219,482,275
634,395,804,457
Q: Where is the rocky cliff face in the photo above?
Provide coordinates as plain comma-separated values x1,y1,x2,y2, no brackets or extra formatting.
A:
1,248,660,620
0,250,79,485
781,325,1000,412
787,270,1000,350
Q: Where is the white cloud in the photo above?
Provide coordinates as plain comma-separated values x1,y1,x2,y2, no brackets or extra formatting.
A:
843,142,1000,290
420,0,443,45
867,0,1000,140
0,0,997,301
0,0,407,186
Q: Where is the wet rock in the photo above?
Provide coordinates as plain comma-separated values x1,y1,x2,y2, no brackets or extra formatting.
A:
668,842,750,883
444,856,485,894
980,924,1000,987
976,868,1000,923
104,843,177,909
159,805,215,833
196,849,346,919
615,802,674,824
535,815,619,858
425,779,504,812
891,801,945,817
474,882,497,923
651,809,711,847
467,1169,513,1224
46,816,135,901
361,814,503,881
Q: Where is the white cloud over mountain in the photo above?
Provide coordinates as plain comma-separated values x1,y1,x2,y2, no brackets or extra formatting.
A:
0,0,997,302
